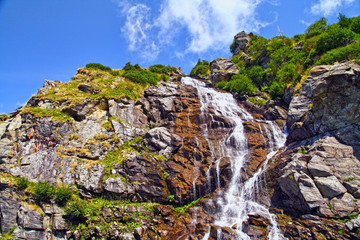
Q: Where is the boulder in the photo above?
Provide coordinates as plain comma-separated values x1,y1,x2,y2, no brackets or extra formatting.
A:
314,176,347,199
232,31,252,55
209,58,239,87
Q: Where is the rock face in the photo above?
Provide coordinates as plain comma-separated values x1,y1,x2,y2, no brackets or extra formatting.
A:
266,62,360,239
232,31,252,55
1,61,360,240
209,58,239,87
287,62,360,157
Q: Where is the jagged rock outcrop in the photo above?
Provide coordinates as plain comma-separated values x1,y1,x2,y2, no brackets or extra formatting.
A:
232,31,252,55
265,62,360,239
209,58,239,87
287,62,360,156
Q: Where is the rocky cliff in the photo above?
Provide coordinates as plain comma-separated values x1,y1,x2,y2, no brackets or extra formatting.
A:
1,54,360,239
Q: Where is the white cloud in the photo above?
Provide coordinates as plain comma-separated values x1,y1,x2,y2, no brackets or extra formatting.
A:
114,0,270,60
311,0,355,16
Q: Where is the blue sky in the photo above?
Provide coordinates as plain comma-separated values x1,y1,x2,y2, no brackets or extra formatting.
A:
0,0,359,114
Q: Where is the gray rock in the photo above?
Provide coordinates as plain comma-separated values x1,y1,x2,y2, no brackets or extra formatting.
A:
78,84,100,94
0,121,9,139
7,114,22,140
298,173,325,209
0,191,19,233
104,177,134,195
209,58,239,87
108,99,148,127
287,62,360,145
76,119,105,141
307,155,332,177
0,138,14,159
232,31,251,55
75,163,105,193
18,205,44,230
112,120,146,142
52,214,70,231
330,193,356,218
143,127,181,157
315,176,347,199
12,227,45,240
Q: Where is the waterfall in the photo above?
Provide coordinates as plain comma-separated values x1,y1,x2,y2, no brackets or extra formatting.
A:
182,77,286,240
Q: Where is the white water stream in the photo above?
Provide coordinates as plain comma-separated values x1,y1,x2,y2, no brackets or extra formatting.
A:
182,77,286,240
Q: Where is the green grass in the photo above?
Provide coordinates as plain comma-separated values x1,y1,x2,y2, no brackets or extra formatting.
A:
16,177,29,190
101,136,142,175
248,97,267,106
0,114,9,122
174,197,203,214
21,108,73,122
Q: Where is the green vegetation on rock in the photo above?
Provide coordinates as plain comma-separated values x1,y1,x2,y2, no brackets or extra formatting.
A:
21,108,73,122
190,59,210,77
218,14,360,100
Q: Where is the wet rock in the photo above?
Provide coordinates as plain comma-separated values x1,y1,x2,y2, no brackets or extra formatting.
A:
209,58,239,87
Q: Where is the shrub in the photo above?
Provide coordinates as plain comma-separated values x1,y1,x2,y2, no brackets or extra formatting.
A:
16,177,29,190
316,42,360,65
85,63,112,72
315,25,354,55
55,187,73,205
148,64,176,74
227,74,258,94
66,199,87,219
190,59,210,77
122,69,159,85
269,81,284,99
338,13,351,29
215,81,227,90
160,74,169,82
248,66,265,87
305,17,327,38
230,41,237,54
123,62,141,71
350,16,360,34
34,181,54,201
0,114,9,121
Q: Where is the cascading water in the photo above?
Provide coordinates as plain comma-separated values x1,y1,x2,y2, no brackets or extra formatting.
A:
182,77,286,240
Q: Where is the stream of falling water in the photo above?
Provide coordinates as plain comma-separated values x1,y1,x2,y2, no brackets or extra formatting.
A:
181,77,286,240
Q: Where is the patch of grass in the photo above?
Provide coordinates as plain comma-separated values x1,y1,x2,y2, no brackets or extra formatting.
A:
148,64,177,74
102,121,114,131
68,134,80,141
344,177,355,182
16,177,29,190
93,133,108,141
0,114,9,122
1,226,16,240
34,181,55,202
248,97,267,106
85,63,112,72
101,137,142,175
174,197,203,214
54,186,74,206
21,108,73,122
298,147,306,155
